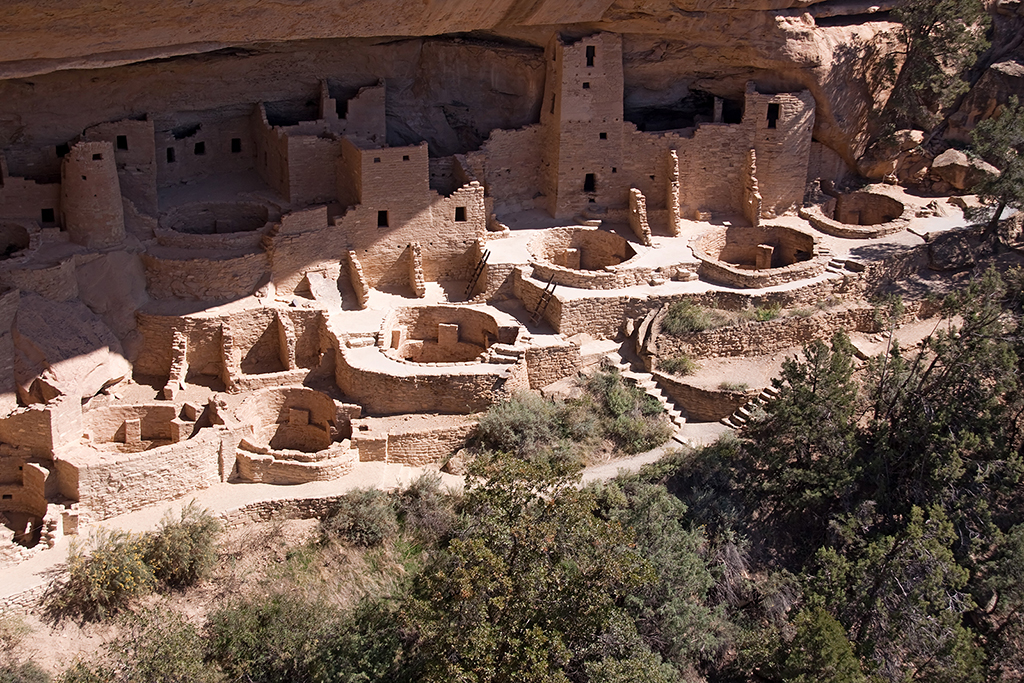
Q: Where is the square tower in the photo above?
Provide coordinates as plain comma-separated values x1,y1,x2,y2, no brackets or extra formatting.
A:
540,33,625,219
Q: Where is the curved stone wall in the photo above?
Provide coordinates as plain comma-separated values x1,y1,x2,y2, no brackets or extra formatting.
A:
691,224,824,288
799,192,914,238
528,227,654,290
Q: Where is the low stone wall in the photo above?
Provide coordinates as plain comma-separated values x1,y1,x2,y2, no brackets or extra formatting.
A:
696,257,825,289
530,260,655,290
0,256,78,302
142,250,269,300
799,202,914,239
653,305,916,360
525,341,582,389
352,419,475,467
235,446,356,484
84,403,179,443
652,371,751,422
56,429,231,521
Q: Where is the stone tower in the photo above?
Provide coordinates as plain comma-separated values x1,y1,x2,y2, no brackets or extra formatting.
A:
540,33,625,220
60,141,125,247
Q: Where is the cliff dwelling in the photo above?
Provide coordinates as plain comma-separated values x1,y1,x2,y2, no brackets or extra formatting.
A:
0,8,1013,567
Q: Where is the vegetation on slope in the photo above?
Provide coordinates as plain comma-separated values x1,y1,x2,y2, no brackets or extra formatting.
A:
9,271,1024,681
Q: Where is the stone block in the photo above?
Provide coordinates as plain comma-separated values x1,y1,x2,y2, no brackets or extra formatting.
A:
169,417,191,443
123,418,141,444
289,408,310,426
182,402,201,421
437,323,459,347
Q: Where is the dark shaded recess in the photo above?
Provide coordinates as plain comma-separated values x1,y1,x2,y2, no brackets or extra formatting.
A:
265,98,319,127
172,122,202,140
815,10,891,27
625,90,742,132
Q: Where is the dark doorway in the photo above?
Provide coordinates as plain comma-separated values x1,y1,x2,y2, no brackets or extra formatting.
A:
584,173,596,193
377,210,389,228
767,103,780,129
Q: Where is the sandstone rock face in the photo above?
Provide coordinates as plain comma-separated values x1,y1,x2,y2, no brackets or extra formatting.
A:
0,0,902,171
931,148,1001,191
857,130,926,180
13,293,131,404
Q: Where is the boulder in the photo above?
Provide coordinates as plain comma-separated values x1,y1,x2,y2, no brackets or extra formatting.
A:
931,148,1001,190
928,233,976,271
13,293,131,404
858,130,926,179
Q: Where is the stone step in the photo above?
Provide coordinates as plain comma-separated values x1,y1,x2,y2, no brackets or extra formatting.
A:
721,416,739,429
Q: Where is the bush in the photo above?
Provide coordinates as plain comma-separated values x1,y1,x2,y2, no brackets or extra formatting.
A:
1,662,51,683
46,529,155,622
398,474,457,544
719,381,749,392
321,488,398,547
476,391,562,457
58,607,221,683
208,593,343,683
741,304,781,322
662,301,727,335
660,355,697,376
586,370,674,454
144,501,221,590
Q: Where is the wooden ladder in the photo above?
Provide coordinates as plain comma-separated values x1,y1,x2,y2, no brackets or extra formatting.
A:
529,273,556,326
464,249,490,299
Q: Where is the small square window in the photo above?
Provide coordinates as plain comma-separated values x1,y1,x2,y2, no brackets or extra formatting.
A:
231,138,242,153
194,141,206,155
166,147,176,163
599,132,607,140
374,157,381,163
455,206,467,222
402,155,410,161
41,208,55,224
611,167,617,173
92,153,103,161
116,135,128,150
377,210,389,228
56,143,70,157
582,82,590,89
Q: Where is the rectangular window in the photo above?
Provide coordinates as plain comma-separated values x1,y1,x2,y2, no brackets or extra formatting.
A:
584,173,596,193
56,143,70,157
231,138,242,153
582,82,590,89
599,132,607,140
194,141,206,155
1,494,11,500
92,153,103,161
373,157,381,163
116,135,128,150
377,210,389,228
455,206,467,222
767,103,780,129
586,45,595,67
40,208,55,224
167,148,176,163
403,155,410,161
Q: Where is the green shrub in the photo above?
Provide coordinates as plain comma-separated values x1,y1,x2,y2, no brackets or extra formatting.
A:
46,529,155,622
662,301,727,335
398,474,457,544
144,501,221,590
586,370,673,454
208,593,343,683
321,488,398,547
719,381,749,392
741,304,781,322
660,355,697,376
1,661,51,683
58,607,221,683
476,391,562,457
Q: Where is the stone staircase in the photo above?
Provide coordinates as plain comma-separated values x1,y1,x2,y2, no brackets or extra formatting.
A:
602,353,688,439
819,245,866,275
720,383,781,429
